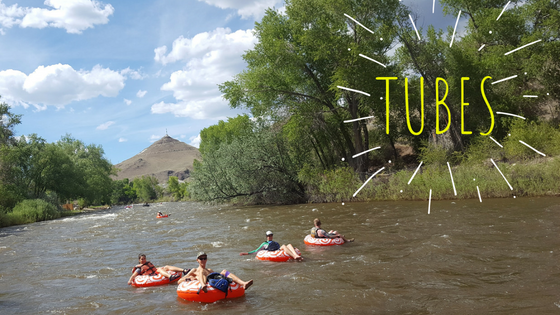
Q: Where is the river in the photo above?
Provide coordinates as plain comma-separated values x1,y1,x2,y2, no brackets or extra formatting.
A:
1,197,559,314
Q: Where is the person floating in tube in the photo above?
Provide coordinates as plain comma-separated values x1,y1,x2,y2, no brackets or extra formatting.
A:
240,231,303,261
311,218,354,242
127,254,188,285
178,252,253,292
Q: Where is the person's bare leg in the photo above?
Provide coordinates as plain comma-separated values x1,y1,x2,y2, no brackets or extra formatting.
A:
196,268,208,292
162,265,185,273
281,244,302,260
329,231,353,242
221,270,253,290
156,267,171,278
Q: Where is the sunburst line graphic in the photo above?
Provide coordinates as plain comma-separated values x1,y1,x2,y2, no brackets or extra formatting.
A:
504,39,542,55
359,54,387,68
352,147,381,158
492,75,518,85
450,10,462,47
408,14,421,40
491,159,513,190
519,140,546,157
496,1,511,21
489,136,503,148
477,186,482,202
344,115,375,123
496,112,526,120
340,2,547,208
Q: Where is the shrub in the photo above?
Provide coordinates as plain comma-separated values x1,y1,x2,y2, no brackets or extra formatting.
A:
9,199,61,224
463,135,505,164
418,142,449,165
298,165,362,203
77,198,88,209
503,120,560,160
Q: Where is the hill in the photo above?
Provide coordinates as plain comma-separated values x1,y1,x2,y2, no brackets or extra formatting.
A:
113,135,201,183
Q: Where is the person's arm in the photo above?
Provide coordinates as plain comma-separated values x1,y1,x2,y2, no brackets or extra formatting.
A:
178,268,196,284
128,270,140,285
200,268,214,286
318,229,335,239
241,242,267,255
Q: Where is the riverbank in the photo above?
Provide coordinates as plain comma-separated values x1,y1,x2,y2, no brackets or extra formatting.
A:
2,156,558,228
303,156,560,203
1,205,113,228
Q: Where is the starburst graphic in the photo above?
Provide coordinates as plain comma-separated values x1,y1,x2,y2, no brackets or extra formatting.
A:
340,1,549,212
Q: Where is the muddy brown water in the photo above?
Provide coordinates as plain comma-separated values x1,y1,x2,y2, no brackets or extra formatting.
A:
1,197,560,314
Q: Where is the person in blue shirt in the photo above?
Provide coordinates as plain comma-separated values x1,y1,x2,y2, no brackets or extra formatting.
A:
240,231,303,261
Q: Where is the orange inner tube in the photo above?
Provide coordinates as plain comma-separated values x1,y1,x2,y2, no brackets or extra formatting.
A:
156,215,168,218
304,234,344,246
177,280,245,302
131,271,180,287
256,248,301,262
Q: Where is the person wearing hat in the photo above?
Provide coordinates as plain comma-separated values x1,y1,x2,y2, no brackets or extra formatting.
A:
311,218,354,242
240,231,303,261
178,252,253,292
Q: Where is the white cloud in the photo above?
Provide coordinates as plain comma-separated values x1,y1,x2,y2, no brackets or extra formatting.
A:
154,27,256,65
152,97,227,120
149,134,160,142
123,98,131,105
189,134,201,148
0,2,26,31
197,0,281,19
180,134,186,138
1,0,114,34
0,64,125,109
152,28,257,119
136,90,147,98
96,120,115,130
118,137,127,142
120,67,147,80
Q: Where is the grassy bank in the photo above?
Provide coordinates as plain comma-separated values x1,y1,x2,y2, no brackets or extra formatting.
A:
0,202,112,228
302,121,560,203
0,199,61,228
303,157,560,203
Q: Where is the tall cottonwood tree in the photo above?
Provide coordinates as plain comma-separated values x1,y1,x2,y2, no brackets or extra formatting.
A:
220,0,408,174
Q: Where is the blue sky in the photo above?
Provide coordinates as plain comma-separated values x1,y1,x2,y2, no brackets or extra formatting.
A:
0,0,461,164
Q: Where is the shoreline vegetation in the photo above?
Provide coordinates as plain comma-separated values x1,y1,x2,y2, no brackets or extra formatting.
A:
1,154,558,229
301,156,560,204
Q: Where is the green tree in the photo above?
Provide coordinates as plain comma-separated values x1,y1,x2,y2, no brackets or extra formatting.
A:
133,176,159,202
166,176,184,200
396,0,560,151
0,101,23,211
111,178,136,204
190,126,305,203
0,99,22,146
199,115,253,155
220,0,407,173
56,135,115,205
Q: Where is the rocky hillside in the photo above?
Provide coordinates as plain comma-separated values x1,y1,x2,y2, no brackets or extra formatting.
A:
113,135,201,183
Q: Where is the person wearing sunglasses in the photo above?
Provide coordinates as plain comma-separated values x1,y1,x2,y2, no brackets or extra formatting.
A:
240,231,303,261
178,252,253,292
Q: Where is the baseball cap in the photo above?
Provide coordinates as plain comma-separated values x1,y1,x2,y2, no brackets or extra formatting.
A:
197,251,207,258
266,231,273,236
